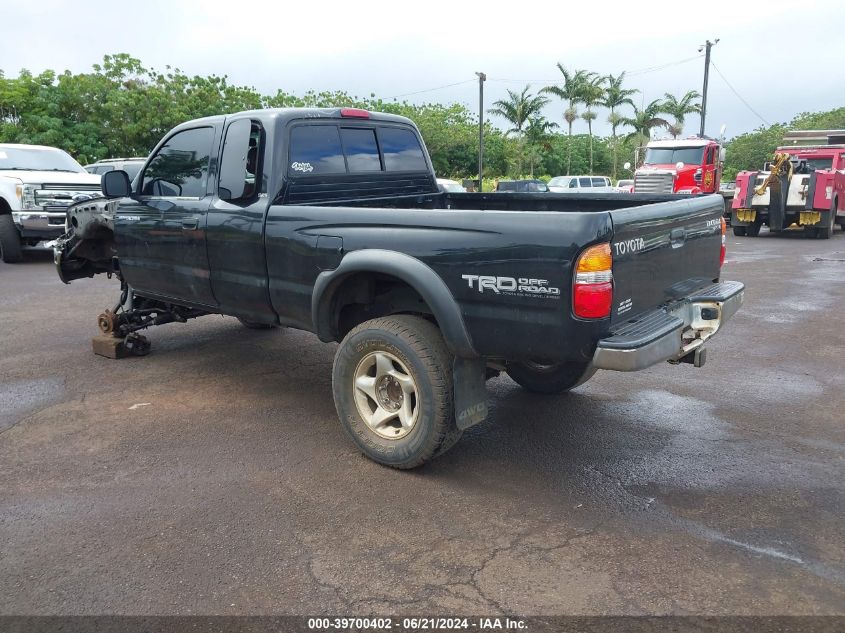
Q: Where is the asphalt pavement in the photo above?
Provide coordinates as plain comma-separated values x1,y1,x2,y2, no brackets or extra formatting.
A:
1,230,844,615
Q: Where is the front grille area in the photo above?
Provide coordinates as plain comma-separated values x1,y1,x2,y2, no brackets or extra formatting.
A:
36,183,102,210
634,172,674,194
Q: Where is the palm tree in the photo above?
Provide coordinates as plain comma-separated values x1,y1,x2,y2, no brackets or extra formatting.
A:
662,90,702,138
580,74,605,173
542,64,589,175
620,100,670,165
524,116,559,176
602,72,638,179
489,85,549,174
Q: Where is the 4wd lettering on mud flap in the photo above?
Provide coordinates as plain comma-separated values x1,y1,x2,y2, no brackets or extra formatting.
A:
614,237,645,256
461,275,560,297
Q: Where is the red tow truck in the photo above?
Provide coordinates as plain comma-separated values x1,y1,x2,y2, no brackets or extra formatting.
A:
633,137,724,195
731,130,845,238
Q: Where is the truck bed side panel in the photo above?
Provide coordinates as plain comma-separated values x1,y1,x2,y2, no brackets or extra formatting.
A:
264,205,612,361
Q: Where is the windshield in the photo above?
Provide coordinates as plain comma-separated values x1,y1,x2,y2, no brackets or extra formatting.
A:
548,177,569,187
0,146,85,172
644,147,705,166
802,157,834,171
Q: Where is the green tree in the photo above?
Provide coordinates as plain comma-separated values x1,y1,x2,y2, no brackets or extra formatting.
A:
488,85,549,174
602,72,637,180
524,116,558,176
580,74,605,173
542,65,589,175
620,100,670,164
662,90,702,138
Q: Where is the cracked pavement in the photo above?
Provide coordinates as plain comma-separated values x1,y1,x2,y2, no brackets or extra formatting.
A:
1,230,844,615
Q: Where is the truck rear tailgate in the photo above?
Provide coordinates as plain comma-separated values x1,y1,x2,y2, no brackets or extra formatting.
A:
609,194,723,324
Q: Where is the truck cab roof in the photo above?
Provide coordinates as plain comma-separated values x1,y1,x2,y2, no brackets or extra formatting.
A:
169,107,416,134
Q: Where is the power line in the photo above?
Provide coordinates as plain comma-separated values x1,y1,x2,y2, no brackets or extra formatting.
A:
486,54,705,85
625,54,703,76
390,79,476,100
710,61,769,126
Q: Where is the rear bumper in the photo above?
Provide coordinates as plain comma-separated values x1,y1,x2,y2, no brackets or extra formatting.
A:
592,280,744,371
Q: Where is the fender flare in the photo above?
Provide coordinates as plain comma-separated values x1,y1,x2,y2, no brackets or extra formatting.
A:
311,249,477,358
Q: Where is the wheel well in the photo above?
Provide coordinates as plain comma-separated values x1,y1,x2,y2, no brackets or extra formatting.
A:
0,197,10,214
329,272,438,340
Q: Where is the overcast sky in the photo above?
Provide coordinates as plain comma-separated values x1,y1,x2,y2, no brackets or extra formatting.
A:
3,0,842,140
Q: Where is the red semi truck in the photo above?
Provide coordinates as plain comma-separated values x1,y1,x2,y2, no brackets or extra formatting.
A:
731,132,845,238
633,137,724,195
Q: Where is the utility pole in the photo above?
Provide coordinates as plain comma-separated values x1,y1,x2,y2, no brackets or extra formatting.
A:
475,72,486,191
698,38,719,137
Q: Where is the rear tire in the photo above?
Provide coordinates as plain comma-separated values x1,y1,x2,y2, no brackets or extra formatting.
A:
332,315,460,469
746,219,762,237
817,203,836,239
0,213,23,263
507,360,596,394
732,225,747,237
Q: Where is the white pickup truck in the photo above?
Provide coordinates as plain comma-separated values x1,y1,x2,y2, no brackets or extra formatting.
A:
0,144,102,262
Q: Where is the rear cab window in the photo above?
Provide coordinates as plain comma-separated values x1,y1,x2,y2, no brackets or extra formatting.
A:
287,121,428,178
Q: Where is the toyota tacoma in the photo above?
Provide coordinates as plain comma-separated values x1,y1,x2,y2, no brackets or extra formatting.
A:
53,107,744,468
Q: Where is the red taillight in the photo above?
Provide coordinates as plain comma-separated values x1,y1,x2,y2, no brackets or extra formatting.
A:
574,282,614,318
573,243,613,319
720,217,726,267
340,107,370,119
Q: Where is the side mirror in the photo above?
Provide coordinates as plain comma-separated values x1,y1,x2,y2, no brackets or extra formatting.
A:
623,162,631,170
102,170,131,198
719,147,726,162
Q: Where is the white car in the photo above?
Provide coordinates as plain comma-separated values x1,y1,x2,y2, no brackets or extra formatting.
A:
436,178,467,193
548,175,614,193
0,144,102,262
615,179,635,193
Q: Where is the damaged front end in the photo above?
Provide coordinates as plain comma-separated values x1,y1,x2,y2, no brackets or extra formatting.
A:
53,195,120,284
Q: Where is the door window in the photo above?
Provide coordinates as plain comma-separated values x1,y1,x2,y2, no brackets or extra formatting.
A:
141,127,213,197
219,119,264,200
579,177,592,187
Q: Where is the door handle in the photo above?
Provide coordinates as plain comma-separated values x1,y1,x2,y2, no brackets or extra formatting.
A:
182,217,199,230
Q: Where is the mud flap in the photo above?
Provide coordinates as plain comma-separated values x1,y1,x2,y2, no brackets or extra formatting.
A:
453,357,488,430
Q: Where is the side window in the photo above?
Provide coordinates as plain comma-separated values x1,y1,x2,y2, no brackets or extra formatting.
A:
568,179,578,189
289,125,345,175
219,119,264,201
141,127,213,197
579,177,592,187
591,177,606,187
340,128,381,172
378,127,427,171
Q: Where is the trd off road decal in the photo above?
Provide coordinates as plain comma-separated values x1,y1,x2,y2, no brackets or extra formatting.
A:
461,275,560,298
